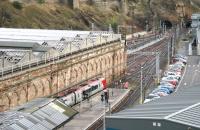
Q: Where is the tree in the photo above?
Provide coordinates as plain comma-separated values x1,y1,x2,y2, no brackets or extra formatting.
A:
12,1,23,10
0,7,11,26
37,0,45,4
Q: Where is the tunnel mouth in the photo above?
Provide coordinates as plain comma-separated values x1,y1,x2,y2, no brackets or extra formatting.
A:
185,19,192,28
162,20,173,29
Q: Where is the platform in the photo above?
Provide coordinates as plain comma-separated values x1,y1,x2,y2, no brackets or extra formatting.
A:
58,88,130,130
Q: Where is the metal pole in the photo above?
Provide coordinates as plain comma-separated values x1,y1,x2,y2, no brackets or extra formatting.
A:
45,52,47,64
172,35,174,56
117,25,120,34
162,23,165,34
140,66,143,104
1,68,3,77
156,52,160,84
92,23,94,31
168,41,170,65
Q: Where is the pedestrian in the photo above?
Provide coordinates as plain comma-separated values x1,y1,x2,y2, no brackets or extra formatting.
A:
101,92,104,102
104,89,108,104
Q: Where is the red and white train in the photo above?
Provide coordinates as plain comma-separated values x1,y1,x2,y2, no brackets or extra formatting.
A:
59,78,107,106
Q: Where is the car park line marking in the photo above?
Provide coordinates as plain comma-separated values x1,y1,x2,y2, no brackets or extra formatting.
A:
175,64,187,93
193,65,195,67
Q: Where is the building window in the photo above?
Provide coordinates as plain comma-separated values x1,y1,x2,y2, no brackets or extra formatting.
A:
157,123,161,127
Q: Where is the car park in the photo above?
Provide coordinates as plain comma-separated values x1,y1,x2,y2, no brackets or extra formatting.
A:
144,53,185,103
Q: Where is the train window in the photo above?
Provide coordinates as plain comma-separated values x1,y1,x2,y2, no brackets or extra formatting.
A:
90,85,98,91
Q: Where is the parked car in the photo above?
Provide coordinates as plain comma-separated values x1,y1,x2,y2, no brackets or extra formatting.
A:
152,88,171,95
157,85,174,93
161,76,178,86
144,95,160,103
174,61,185,68
163,73,181,80
174,54,187,60
168,65,182,73
173,57,187,64
164,71,181,79
149,92,168,97
160,81,176,88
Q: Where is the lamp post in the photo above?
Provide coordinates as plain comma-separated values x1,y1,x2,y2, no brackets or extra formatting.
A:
140,66,143,104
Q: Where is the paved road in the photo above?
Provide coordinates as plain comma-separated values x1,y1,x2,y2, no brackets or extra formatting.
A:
177,56,200,91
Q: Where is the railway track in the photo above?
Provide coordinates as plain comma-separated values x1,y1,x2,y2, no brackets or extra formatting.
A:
86,35,172,130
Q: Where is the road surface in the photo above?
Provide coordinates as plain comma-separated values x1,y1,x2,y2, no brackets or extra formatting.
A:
177,56,200,91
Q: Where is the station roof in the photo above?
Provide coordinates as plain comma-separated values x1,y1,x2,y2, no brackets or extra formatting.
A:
0,98,78,130
0,28,90,43
0,41,49,52
107,85,200,128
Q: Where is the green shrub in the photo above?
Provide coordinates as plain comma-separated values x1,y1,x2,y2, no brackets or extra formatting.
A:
37,0,45,4
12,1,23,10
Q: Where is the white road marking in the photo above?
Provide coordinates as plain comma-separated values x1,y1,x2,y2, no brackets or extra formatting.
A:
184,83,187,86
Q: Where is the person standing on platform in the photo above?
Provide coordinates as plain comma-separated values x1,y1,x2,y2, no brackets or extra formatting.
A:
104,89,109,104
101,92,104,103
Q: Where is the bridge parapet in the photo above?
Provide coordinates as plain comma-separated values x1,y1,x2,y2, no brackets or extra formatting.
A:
0,32,121,78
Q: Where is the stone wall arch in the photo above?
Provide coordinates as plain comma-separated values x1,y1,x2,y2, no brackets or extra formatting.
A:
28,84,37,101
88,62,94,77
1,94,11,110
77,66,83,81
18,88,27,105
51,72,59,94
71,67,78,84
57,70,66,92
9,92,19,107
44,78,51,96
94,60,100,74
81,63,87,78
34,80,45,98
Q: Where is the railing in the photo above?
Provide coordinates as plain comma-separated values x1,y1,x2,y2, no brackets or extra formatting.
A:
0,34,121,78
